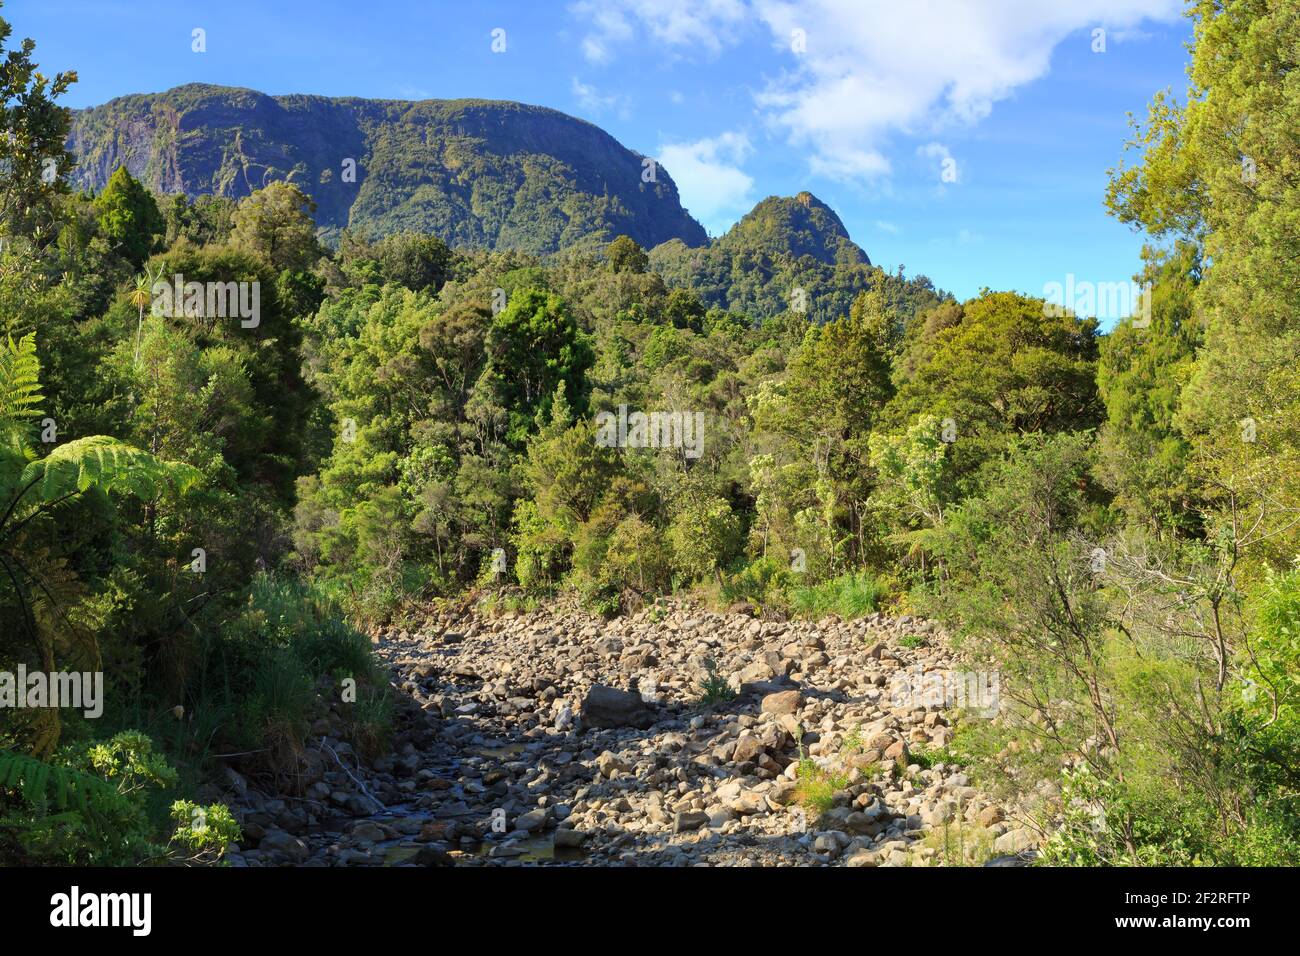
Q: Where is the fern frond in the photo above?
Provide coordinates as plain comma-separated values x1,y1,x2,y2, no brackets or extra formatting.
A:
18,436,203,504
0,750,129,833
0,333,43,425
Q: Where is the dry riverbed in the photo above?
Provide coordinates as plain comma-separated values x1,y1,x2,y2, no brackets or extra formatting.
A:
217,606,1040,867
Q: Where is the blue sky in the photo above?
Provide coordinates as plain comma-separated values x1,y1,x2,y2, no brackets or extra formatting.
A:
8,0,1190,310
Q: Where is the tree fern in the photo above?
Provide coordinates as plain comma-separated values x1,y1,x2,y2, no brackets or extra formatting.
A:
19,435,203,504
0,335,204,758
0,749,129,835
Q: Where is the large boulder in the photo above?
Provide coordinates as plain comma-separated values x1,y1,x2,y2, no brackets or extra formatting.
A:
258,829,310,864
761,689,802,715
993,828,1039,855
732,733,765,764
580,684,655,729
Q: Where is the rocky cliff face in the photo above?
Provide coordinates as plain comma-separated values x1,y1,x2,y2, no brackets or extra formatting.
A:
68,83,709,254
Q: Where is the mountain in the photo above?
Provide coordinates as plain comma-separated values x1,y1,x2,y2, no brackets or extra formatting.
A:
715,192,869,265
64,86,936,324
648,192,901,322
66,83,709,254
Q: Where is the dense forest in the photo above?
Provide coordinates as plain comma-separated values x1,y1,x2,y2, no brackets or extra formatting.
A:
1,0,1296,867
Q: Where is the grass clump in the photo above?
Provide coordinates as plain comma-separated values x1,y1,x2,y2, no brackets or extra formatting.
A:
921,814,997,866
794,758,850,814
697,657,737,707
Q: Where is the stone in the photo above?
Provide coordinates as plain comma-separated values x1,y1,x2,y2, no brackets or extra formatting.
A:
847,751,880,770
813,834,842,858
596,750,631,778
349,821,386,844
673,811,709,833
737,660,774,685
844,812,876,833
258,829,310,864
768,780,799,807
515,808,549,832
977,806,1005,827
867,732,896,751
580,685,655,729
761,690,802,715
993,828,1038,855
554,828,588,848
732,733,765,764
922,802,955,826
415,846,454,866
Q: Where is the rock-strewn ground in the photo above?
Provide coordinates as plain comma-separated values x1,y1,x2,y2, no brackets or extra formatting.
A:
221,605,1040,867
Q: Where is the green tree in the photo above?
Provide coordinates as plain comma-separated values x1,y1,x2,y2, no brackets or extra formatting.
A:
665,287,705,331
485,288,593,442
229,181,321,273
606,234,648,274
0,8,77,241
867,413,952,571
1095,242,1202,535
92,167,163,267
1106,0,1300,569
881,290,1100,490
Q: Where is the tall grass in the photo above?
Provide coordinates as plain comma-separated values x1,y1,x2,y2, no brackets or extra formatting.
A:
187,573,394,777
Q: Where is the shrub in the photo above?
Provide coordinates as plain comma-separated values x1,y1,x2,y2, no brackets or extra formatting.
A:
697,657,736,706
188,574,394,778
720,555,794,612
0,731,239,866
790,571,886,619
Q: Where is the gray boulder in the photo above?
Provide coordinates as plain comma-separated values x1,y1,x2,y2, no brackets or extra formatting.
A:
580,684,655,729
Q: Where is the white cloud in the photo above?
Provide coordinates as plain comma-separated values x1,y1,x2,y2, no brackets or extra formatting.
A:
875,220,900,234
658,132,756,233
570,0,1183,179
571,77,627,117
570,0,749,62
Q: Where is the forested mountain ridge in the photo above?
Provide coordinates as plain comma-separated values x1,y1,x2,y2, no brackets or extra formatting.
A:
68,83,917,323
66,83,709,253
716,192,869,265
648,191,913,322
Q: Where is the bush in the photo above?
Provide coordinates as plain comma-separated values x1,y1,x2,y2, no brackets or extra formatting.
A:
790,571,886,619
0,731,240,866
719,555,794,612
794,759,849,815
188,574,394,777
696,657,736,706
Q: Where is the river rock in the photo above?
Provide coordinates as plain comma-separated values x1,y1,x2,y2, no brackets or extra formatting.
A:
761,690,802,715
580,684,655,729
